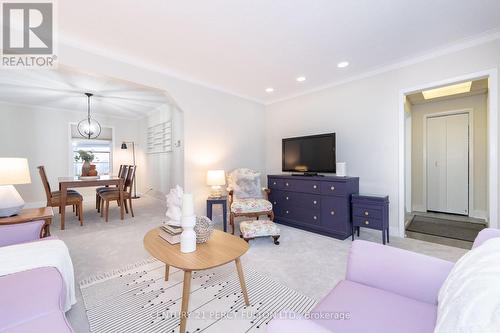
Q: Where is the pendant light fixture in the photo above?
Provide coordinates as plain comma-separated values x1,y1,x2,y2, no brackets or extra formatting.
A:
77,92,101,139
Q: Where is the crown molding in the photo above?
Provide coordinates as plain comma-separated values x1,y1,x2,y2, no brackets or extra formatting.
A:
265,28,500,105
58,33,267,106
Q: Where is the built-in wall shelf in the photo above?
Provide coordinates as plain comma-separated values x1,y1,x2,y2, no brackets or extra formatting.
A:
147,121,172,154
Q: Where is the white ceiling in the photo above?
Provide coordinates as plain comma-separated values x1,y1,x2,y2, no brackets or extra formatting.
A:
0,66,169,119
58,0,500,103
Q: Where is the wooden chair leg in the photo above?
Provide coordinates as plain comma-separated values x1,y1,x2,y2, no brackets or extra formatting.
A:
123,199,129,214
129,198,134,217
79,202,84,226
72,205,75,212
100,198,104,217
269,210,275,221
96,194,100,211
105,200,110,222
272,235,280,245
230,213,235,235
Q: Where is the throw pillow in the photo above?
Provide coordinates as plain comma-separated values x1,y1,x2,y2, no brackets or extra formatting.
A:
434,237,500,333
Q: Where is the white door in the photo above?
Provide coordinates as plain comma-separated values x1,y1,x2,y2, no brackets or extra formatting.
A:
426,113,469,215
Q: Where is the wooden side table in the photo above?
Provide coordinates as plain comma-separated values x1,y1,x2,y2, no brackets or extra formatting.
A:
144,229,250,333
206,196,228,232
0,207,54,238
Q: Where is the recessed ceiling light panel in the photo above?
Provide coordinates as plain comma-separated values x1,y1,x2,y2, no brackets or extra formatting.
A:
337,61,349,68
296,76,306,82
265,87,274,93
422,81,472,100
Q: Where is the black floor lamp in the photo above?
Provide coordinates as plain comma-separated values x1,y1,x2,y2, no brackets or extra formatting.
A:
121,141,139,199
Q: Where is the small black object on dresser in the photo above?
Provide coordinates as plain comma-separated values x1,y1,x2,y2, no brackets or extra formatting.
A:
268,175,359,240
351,194,390,244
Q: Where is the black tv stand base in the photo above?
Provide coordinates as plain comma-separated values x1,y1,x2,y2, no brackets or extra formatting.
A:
291,172,324,177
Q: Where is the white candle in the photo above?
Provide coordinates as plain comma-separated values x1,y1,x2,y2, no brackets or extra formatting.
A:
182,193,194,216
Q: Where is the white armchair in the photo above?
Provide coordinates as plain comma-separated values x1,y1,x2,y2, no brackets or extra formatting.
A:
227,168,274,234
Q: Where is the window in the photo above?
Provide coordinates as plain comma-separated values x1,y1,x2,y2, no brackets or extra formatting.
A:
70,124,114,176
72,140,113,176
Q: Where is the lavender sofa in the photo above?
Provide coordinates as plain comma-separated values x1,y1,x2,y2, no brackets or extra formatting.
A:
267,228,500,333
0,220,74,333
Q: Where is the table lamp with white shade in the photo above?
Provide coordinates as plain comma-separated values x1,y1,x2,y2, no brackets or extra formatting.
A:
0,158,31,217
206,170,226,198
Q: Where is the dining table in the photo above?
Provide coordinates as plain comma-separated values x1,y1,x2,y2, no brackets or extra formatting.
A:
58,175,124,230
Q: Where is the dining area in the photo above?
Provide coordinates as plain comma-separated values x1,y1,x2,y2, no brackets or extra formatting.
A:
38,164,137,230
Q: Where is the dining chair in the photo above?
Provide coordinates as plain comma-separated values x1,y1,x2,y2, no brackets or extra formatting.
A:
37,166,84,226
95,165,128,212
99,165,136,222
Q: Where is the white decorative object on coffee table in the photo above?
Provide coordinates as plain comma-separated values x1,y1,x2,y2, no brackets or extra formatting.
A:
165,185,184,226
180,194,196,253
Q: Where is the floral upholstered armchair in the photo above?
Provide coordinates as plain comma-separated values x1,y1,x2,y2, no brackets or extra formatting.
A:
227,168,274,234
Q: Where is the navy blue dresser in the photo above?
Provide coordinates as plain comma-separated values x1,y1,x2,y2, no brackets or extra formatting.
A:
267,175,359,240
351,194,390,244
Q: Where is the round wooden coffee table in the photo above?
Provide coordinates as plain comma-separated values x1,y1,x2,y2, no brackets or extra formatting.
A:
143,228,250,333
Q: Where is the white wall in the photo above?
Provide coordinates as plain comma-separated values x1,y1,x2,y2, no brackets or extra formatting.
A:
0,102,141,203
58,43,267,214
410,94,488,217
265,38,500,236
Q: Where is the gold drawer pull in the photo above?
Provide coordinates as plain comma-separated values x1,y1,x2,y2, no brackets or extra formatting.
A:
331,210,335,215
313,185,317,189
273,181,277,185
364,220,370,225
273,201,277,205
286,210,289,214
330,186,335,191
286,196,289,200
313,216,317,220
313,200,317,205
285,182,289,187
364,211,369,216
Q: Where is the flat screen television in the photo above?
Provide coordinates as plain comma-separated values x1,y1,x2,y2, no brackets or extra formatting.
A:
282,133,336,175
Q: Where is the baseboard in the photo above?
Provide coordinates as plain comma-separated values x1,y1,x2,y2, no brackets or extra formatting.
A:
470,210,488,221
411,205,426,212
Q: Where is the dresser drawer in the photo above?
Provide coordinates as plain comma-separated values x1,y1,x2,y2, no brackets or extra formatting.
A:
353,216,383,230
320,182,347,196
281,191,321,210
268,178,285,190
282,179,321,194
268,190,282,206
280,207,321,226
321,198,349,233
352,206,382,219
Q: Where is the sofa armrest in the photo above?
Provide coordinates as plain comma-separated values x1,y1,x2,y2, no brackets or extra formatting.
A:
472,228,500,248
0,220,44,247
346,240,454,304
267,312,332,333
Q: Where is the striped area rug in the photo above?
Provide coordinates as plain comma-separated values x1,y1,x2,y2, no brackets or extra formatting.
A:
80,259,316,333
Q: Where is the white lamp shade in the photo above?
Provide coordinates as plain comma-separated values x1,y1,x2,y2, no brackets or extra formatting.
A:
0,158,31,185
206,170,226,186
